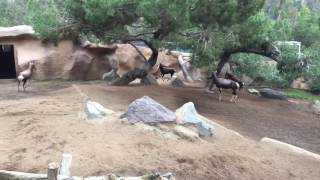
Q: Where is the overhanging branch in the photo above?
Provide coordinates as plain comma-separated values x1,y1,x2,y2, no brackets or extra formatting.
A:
127,42,148,62
217,46,282,75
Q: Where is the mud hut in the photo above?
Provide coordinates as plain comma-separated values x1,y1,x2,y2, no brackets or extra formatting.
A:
0,25,208,83
0,25,117,80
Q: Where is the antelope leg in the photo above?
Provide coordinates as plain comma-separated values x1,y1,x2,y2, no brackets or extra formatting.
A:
230,95,234,102
17,81,20,92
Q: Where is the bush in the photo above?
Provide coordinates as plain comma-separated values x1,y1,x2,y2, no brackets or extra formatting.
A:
233,53,286,86
310,78,320,95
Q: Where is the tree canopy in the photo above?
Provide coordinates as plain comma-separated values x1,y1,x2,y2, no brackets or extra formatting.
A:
0,0,320,90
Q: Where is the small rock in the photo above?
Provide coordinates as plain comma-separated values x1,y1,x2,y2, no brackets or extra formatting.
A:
310,100,320,114
102,69,119,82
84,101,114,119
248,88,260,96
196,122,214,137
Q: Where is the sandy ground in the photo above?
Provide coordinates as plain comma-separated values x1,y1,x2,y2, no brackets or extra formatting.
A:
0,80,320,180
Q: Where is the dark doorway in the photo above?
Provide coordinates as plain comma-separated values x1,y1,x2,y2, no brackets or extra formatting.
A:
0,45,16,79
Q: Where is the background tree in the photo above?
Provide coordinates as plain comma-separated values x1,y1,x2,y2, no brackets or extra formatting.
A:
0,0,319,91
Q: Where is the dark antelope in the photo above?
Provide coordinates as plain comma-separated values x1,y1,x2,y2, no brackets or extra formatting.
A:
210,72,241,103
225,72,244,90
159,63,175,80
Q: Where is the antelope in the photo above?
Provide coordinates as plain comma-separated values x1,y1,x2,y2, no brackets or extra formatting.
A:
18,61,36,92
225,72,244,90
210,72,240,103
159,63,175,80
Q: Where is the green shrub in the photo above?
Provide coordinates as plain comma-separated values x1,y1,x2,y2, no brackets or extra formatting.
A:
285,89,320,100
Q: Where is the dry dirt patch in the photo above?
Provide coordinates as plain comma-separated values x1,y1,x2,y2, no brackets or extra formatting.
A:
0,81,319,179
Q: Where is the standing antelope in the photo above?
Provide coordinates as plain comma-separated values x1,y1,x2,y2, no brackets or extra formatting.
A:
225,72,245,90
159,63,175,80
210,72,240,103
18,61,36,92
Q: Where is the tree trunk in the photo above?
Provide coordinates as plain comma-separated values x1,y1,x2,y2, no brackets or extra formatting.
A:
217,52,232,76
111,68,148,85
178,55,193,82
110,39,158,86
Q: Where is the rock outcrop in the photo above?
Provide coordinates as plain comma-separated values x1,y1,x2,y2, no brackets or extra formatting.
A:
120,96,176,124
259,88,287,100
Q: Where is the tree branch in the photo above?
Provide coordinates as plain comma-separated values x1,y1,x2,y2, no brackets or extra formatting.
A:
126,42,148,62
122,38,158,69
217,45,282,75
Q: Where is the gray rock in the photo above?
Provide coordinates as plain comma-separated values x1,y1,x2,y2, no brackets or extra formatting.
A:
310,100,320,112
102,69,119,82
176,102,215,137
259,88,287,100
120,96,176,124
248,88,260,96
170,78,185,87
84,101,114,119
196,122,214,137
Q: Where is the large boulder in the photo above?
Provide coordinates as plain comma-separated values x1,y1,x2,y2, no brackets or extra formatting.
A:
259,88,287,100
63,50,93,80
63,50,112,80
120,96,176,124
176,102,214,137
291,77,310,90
115,44,151,77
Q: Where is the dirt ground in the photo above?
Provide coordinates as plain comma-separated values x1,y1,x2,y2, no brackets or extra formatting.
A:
0,79,319,180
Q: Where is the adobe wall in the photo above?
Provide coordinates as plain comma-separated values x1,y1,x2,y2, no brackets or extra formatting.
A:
0,36,113,80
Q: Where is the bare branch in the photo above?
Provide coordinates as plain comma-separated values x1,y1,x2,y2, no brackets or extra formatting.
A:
127,41,148,62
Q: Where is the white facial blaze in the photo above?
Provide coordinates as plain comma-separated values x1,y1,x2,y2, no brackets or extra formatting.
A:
235,82,240,88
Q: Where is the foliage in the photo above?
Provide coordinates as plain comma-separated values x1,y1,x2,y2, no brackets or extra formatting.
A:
284,89,320,100
233,53,286,86
293,8,320,47
24,0,67,43
238,0,320,92
0,0,27,26
303,43,320,94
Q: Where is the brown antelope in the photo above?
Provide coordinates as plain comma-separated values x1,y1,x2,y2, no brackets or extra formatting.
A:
18,61,36,92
